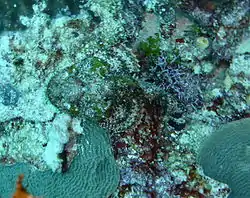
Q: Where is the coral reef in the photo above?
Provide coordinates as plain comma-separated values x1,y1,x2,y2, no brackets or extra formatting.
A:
0,122,119,197
0,0,249,197
198,118,250,198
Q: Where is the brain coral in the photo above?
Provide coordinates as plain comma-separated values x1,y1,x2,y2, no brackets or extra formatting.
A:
198,118,250,198
0,121,119,197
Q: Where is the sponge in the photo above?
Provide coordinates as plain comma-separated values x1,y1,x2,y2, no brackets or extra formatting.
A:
198,118,250,198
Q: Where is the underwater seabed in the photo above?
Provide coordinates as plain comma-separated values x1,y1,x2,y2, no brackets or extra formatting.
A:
0,0,249,197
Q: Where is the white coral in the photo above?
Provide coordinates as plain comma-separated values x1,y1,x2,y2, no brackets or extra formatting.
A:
43,114,71,172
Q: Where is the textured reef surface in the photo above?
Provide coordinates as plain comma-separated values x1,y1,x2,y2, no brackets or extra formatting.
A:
0,0,249,197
